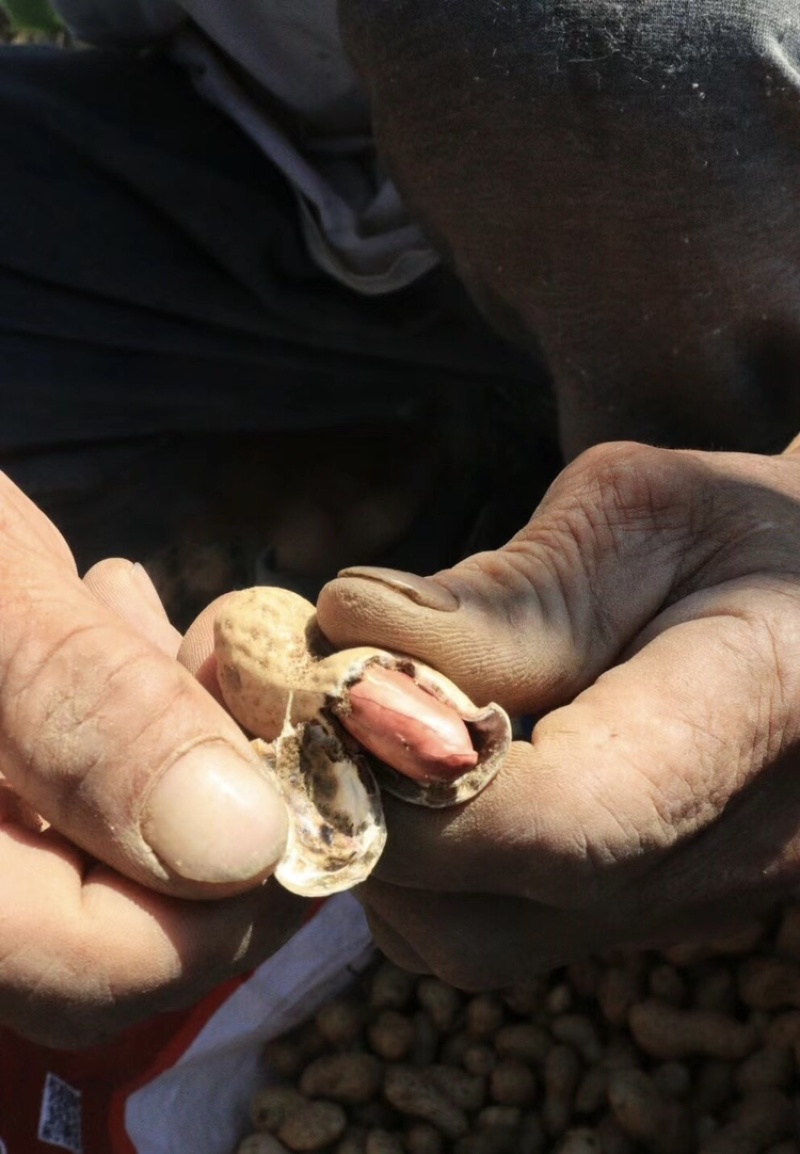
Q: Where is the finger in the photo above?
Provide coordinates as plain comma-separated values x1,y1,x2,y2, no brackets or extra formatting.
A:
361,876,770,991
318,442,703,715
178,593,233,701
361,883,602,989
320,446,800,715
0,816,308,1048
0,474,288,897
0,777,46,833
361,905,431,975
83,558,182,656
369,582,800,914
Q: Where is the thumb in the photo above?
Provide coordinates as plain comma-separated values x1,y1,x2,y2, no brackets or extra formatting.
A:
317,444,701,714
0,475,288,899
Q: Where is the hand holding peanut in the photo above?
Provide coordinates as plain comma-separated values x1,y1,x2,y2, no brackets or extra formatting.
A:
212,586,510,895
0,473,305,1046
318,439,800,988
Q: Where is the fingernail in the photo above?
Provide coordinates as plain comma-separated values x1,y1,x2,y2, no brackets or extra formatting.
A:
337,566,459,612
130,562,167,614
143,741,288,884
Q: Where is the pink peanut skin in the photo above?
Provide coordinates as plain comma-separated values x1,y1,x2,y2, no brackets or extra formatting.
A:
338,665,479,784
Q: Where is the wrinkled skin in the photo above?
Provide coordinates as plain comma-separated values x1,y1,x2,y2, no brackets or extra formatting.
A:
310,0,800,988
7,428,800,1043
4,0,800,1044
0,474,307,1047
316,440,800,989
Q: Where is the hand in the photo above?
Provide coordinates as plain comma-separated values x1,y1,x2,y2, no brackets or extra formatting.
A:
317,439,800,989
0,473,306,1047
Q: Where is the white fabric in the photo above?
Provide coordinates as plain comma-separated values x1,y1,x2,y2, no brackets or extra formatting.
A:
52,0,438,292
124,893,375,1154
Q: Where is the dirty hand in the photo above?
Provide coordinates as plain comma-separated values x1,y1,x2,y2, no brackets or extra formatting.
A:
0,473,305,1047
317,439,800,989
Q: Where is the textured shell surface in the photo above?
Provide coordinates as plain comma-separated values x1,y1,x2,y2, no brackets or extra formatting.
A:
253,724,386,897
215,587,512,896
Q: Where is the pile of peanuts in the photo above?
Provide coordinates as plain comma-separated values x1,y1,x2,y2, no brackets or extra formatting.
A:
234,902,800,1154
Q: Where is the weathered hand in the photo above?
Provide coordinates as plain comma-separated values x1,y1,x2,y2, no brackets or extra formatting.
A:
0,474,305,1047
318,440,800,988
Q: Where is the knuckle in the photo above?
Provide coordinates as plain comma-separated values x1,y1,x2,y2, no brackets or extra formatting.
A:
557,441,692,535
4,622,201,834
0,472,75,570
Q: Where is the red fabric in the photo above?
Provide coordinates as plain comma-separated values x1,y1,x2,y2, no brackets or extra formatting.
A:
0,901,326,1153
0,977,244,1154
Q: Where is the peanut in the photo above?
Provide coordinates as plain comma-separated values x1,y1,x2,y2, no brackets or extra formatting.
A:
466,993,505,1040
546,983,575,1016
651,1061,692,1100
574,1066,609,1116
738,958,800,1011
478,1106,522,1130
365,1129,404,1154
367,1011,415,1063
251,1085,306,1133
416,977,462,1034
237,1136,290,1154
765,1010,800,1047
555,1129,603,1154
428,1065,487,1112
494,1022,551,1065
595,1114,637,1154
698,1088,794,1154
299,1053,383,1105
607,1068,694,1154
341,666,478,782
334,1131,368,1154
734,1044,794,1093
489,1059,538,1107
542,1044,582,1137
501,980,546,1016
351,1102,401,1131
551,1015,604,1064
453,1127,520,1154
649,964,688,1007
383,1066,469,1140
316,997,367,1049
264,1022,326,1080
215,587,510,896
277,1100,347,1151
369,961,416,1012
629,1000,760,1060
404,1123,445,1154
462,1043,498,1077
597,963,644,1027
240,901,800,1154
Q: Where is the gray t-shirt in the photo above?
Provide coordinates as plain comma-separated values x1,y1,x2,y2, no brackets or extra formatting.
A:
53,0,437,293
